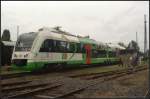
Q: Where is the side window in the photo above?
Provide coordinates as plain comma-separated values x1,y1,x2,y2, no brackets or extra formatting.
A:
65,42,77,53
81,44,86,53
39,39,54,52
91,49,98,58
53,40,67,52
53,40,57,52
39,39,49,52
59,41,67,52
77,43,81,53
69,42,76,53
111,51,116,57
66,43,70,52
97,50,107,58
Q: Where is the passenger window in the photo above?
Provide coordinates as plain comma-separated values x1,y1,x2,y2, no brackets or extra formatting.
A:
53,40,67,52
91,49,98,58
39,39,83,53
69,42,76,53
109,51,116,57
66,43,70,52
53,40,57,52
39,39,54,52
76,43,80,53
81,44,86,53
97,50,107,58
59,41,67,52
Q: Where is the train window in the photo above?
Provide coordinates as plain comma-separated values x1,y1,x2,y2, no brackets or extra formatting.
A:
91,49,98,58
68,42,75,53
39,40,49,52
81,44,86,53
76,43,81,53
53,40,59,52
66,43,70,52
39,39,54,52
52,40,67,52
108,51,116,57
97,50,107,58
59,41,67,52
15,33,37,51
53,40,57,52
39,39,86,53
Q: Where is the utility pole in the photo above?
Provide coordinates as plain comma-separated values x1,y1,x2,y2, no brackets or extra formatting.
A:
17,25,19,40
136,31,138,45
144,14,147,55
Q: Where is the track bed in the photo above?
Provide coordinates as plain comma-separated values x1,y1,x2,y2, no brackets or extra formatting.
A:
1,64,148,98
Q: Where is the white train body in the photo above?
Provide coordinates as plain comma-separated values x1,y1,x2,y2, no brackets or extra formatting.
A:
12,27,84,71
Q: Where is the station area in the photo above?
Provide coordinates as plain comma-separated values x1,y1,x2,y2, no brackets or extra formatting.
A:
0,26,149,99
1,1,149,98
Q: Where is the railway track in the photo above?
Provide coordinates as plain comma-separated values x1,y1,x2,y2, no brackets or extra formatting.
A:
1,79,32,87
68,65,147,80
28,66,148,98
1,70,56,80
1,65,148,99
1,64,147,80
0,71,31,80
0,64,127,80
1,78,63,99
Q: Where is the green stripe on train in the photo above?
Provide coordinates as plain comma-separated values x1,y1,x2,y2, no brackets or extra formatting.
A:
12,57,119,71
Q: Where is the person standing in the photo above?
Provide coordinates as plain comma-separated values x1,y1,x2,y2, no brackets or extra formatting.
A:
130,52,138,72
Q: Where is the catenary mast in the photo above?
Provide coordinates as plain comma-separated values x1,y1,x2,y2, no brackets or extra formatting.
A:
144,14,147,55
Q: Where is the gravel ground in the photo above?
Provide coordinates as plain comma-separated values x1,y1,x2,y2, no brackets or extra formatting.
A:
1,65,121,84
1,65,148,98
66,69,149,98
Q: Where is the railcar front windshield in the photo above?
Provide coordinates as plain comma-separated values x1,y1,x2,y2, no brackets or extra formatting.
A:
15,32,37,51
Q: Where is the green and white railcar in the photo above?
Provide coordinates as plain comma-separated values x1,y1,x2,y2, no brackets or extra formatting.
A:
12,27,120,72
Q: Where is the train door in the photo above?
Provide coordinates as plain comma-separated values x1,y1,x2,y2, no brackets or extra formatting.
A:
85,44,91,64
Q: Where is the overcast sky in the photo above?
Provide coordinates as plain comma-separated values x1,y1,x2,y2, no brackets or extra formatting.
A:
1,1,149,52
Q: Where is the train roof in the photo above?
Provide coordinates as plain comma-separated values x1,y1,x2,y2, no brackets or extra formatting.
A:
107,43,126,50
38,27,80,43
38,27,77,37
79,37,97,45
18,27,127,49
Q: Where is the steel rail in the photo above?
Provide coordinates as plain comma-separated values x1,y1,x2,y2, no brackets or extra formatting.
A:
34,66,148,99
5,83,62,98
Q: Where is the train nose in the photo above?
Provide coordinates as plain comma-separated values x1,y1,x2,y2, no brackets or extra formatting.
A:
12,52,30,59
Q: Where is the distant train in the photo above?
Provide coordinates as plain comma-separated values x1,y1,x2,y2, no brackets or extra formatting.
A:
12,27,123,72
